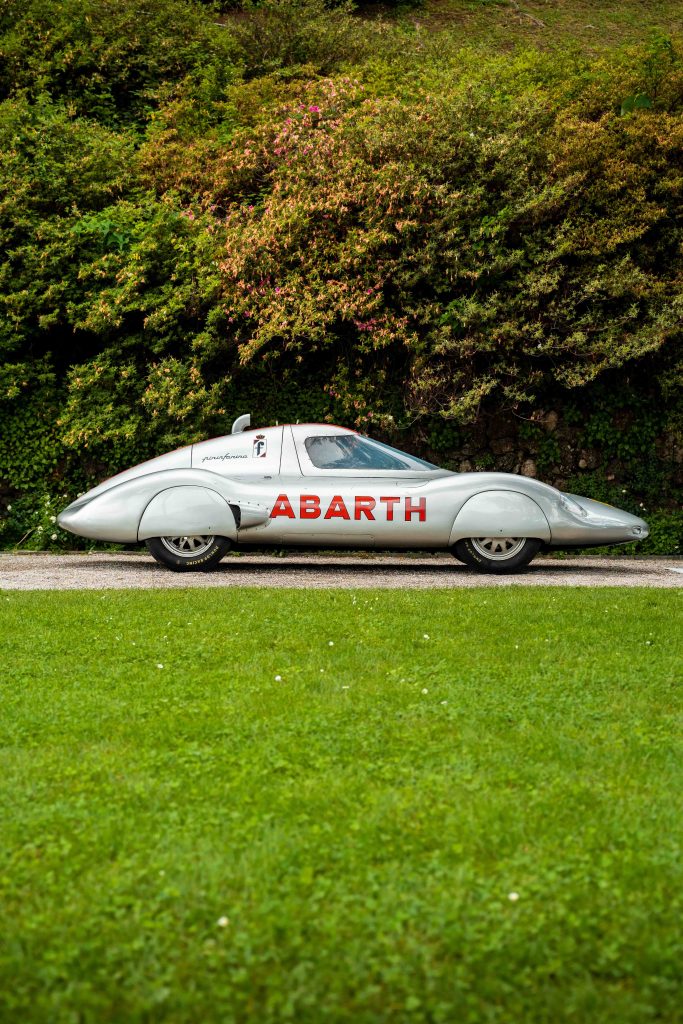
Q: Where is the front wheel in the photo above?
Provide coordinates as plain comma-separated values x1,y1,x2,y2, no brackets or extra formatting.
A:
145,535,232,572
453,537,541,574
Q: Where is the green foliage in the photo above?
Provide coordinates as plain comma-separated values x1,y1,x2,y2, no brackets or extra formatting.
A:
0,359,62,490
638,509,683,555
201,65,682,426
229,0,370,77
0,1,681,550
1,588,682,1021
518,424,563,477
0,491,72,550
0,0,239,124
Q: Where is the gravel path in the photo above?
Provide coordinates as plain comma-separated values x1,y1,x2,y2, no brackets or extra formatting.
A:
1,552,681,590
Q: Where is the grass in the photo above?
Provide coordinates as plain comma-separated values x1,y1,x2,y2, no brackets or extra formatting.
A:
1,587,682,1023
405,0,683,54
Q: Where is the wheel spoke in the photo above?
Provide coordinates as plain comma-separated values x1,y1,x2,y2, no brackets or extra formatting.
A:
471,537,525,561
160,535,214,558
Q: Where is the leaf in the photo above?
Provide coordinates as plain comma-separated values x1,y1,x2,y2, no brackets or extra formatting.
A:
620,94,652,115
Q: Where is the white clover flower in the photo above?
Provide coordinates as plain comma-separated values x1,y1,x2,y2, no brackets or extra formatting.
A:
156,663,164,669
50,516,56,523
217,916,229,928
6,504,11,511
328,641,334,646
441,700,448,705
37,526,43,532
421,688,429,694
51,533,57,541
275,674,282,681
423,634,430,640
508,892,520,902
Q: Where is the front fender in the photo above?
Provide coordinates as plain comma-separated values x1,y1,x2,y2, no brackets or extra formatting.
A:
449,490,550,545
58,466,274,543
138,486,238,542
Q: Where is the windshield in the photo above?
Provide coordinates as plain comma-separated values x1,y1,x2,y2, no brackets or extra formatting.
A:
304,434,440,472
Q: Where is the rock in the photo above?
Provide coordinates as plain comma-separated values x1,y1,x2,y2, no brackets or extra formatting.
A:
490,437,515,455
458,459,473,473
521,459,537,478
578,448,600,470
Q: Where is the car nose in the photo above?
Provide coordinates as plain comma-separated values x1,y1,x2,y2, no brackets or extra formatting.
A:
57,502,87,536
56,508,73,531
57,495,90,531
629,516,649,540
600,508,649,541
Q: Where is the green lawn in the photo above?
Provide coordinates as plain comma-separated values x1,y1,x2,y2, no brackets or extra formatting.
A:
1,588,681,1023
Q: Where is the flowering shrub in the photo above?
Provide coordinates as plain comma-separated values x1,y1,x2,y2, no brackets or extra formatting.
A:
197,70,683,427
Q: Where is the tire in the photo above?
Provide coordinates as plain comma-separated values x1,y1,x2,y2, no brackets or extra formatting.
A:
453,537,541,574
145,535,232,572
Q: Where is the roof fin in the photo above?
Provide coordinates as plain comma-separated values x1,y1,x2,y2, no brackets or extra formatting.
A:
231,413,251,434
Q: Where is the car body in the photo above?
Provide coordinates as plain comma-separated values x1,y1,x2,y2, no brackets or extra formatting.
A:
57,416,649,573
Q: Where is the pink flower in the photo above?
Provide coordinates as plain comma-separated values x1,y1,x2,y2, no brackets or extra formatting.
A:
309,105,320,113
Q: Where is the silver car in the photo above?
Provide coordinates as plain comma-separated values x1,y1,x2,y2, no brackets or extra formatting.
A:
57,415,649,573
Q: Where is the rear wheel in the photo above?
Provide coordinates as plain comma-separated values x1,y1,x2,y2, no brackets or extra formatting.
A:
453,537,541,574
145,535,231,572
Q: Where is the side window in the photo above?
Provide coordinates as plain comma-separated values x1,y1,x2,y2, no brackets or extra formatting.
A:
305,435,417,471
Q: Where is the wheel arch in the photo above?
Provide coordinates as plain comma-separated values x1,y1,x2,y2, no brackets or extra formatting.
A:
137,485,238,542
449,490,551,546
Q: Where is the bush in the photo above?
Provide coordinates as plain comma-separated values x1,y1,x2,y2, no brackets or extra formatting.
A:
229,0,370,77
0,0,239,124
182,60,683,428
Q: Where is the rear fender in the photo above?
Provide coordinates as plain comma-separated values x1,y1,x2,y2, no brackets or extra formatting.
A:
449,490,550,545
138,486,238,542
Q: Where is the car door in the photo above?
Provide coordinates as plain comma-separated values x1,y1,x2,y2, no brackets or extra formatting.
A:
276,426,452,548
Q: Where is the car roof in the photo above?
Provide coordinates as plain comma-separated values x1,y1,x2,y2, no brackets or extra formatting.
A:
247,423,357,435
195,423,357,447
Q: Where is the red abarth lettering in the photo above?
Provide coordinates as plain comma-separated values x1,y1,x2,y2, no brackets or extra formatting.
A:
379,496,401,521
300,495,321,519
405,497,427,522
324,495,351,520
355,496,376,521
271,494,296,519
271,493,426,522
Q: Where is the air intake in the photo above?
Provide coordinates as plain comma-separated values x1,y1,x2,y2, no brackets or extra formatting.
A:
231,413,251,434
